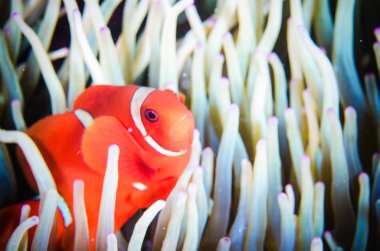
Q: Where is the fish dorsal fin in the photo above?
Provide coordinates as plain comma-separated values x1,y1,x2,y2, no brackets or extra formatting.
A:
81,116,156,181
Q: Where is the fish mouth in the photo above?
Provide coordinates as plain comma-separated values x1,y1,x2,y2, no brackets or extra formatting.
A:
130,87,187,157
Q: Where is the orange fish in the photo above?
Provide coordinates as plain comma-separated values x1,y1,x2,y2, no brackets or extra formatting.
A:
0,85,194,249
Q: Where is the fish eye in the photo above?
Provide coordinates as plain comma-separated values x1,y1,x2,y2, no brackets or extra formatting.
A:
144,109,159,122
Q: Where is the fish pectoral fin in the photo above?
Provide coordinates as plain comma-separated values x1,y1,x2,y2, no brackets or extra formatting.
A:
81,116,156,181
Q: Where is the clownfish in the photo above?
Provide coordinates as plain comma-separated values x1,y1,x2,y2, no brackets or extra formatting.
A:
0,85,194,249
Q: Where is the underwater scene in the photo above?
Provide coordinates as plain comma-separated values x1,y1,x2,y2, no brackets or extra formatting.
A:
0,0,379,250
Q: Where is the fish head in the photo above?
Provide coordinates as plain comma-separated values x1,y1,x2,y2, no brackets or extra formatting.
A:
131,87,195,157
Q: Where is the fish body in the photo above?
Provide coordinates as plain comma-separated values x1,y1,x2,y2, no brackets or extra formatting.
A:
0,85,194,249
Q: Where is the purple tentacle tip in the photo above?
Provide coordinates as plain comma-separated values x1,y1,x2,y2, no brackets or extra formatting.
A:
195,44,203,51
303,88,311,95
326,107,335,114
222,237,230,243
364,72,375,78
359,172,369,181
269,116,278,124
220,77,229,85
268,52,277,60
223,32,231,38
302,154,310,162
207,17,216,25
297,24,305,32
11,99,21,106
12,12,21,22
217,53,224,60
345,106,356,114
284,107,293,114
230,103,239,111
100,26,108,33
315,181,324,187
3,26,10,35
312,237,323,244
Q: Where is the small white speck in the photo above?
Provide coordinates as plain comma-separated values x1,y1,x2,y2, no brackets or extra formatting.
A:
128,128,133,133
133,182,148,191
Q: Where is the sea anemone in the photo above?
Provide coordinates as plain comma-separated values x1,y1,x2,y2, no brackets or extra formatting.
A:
0,0,379,250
